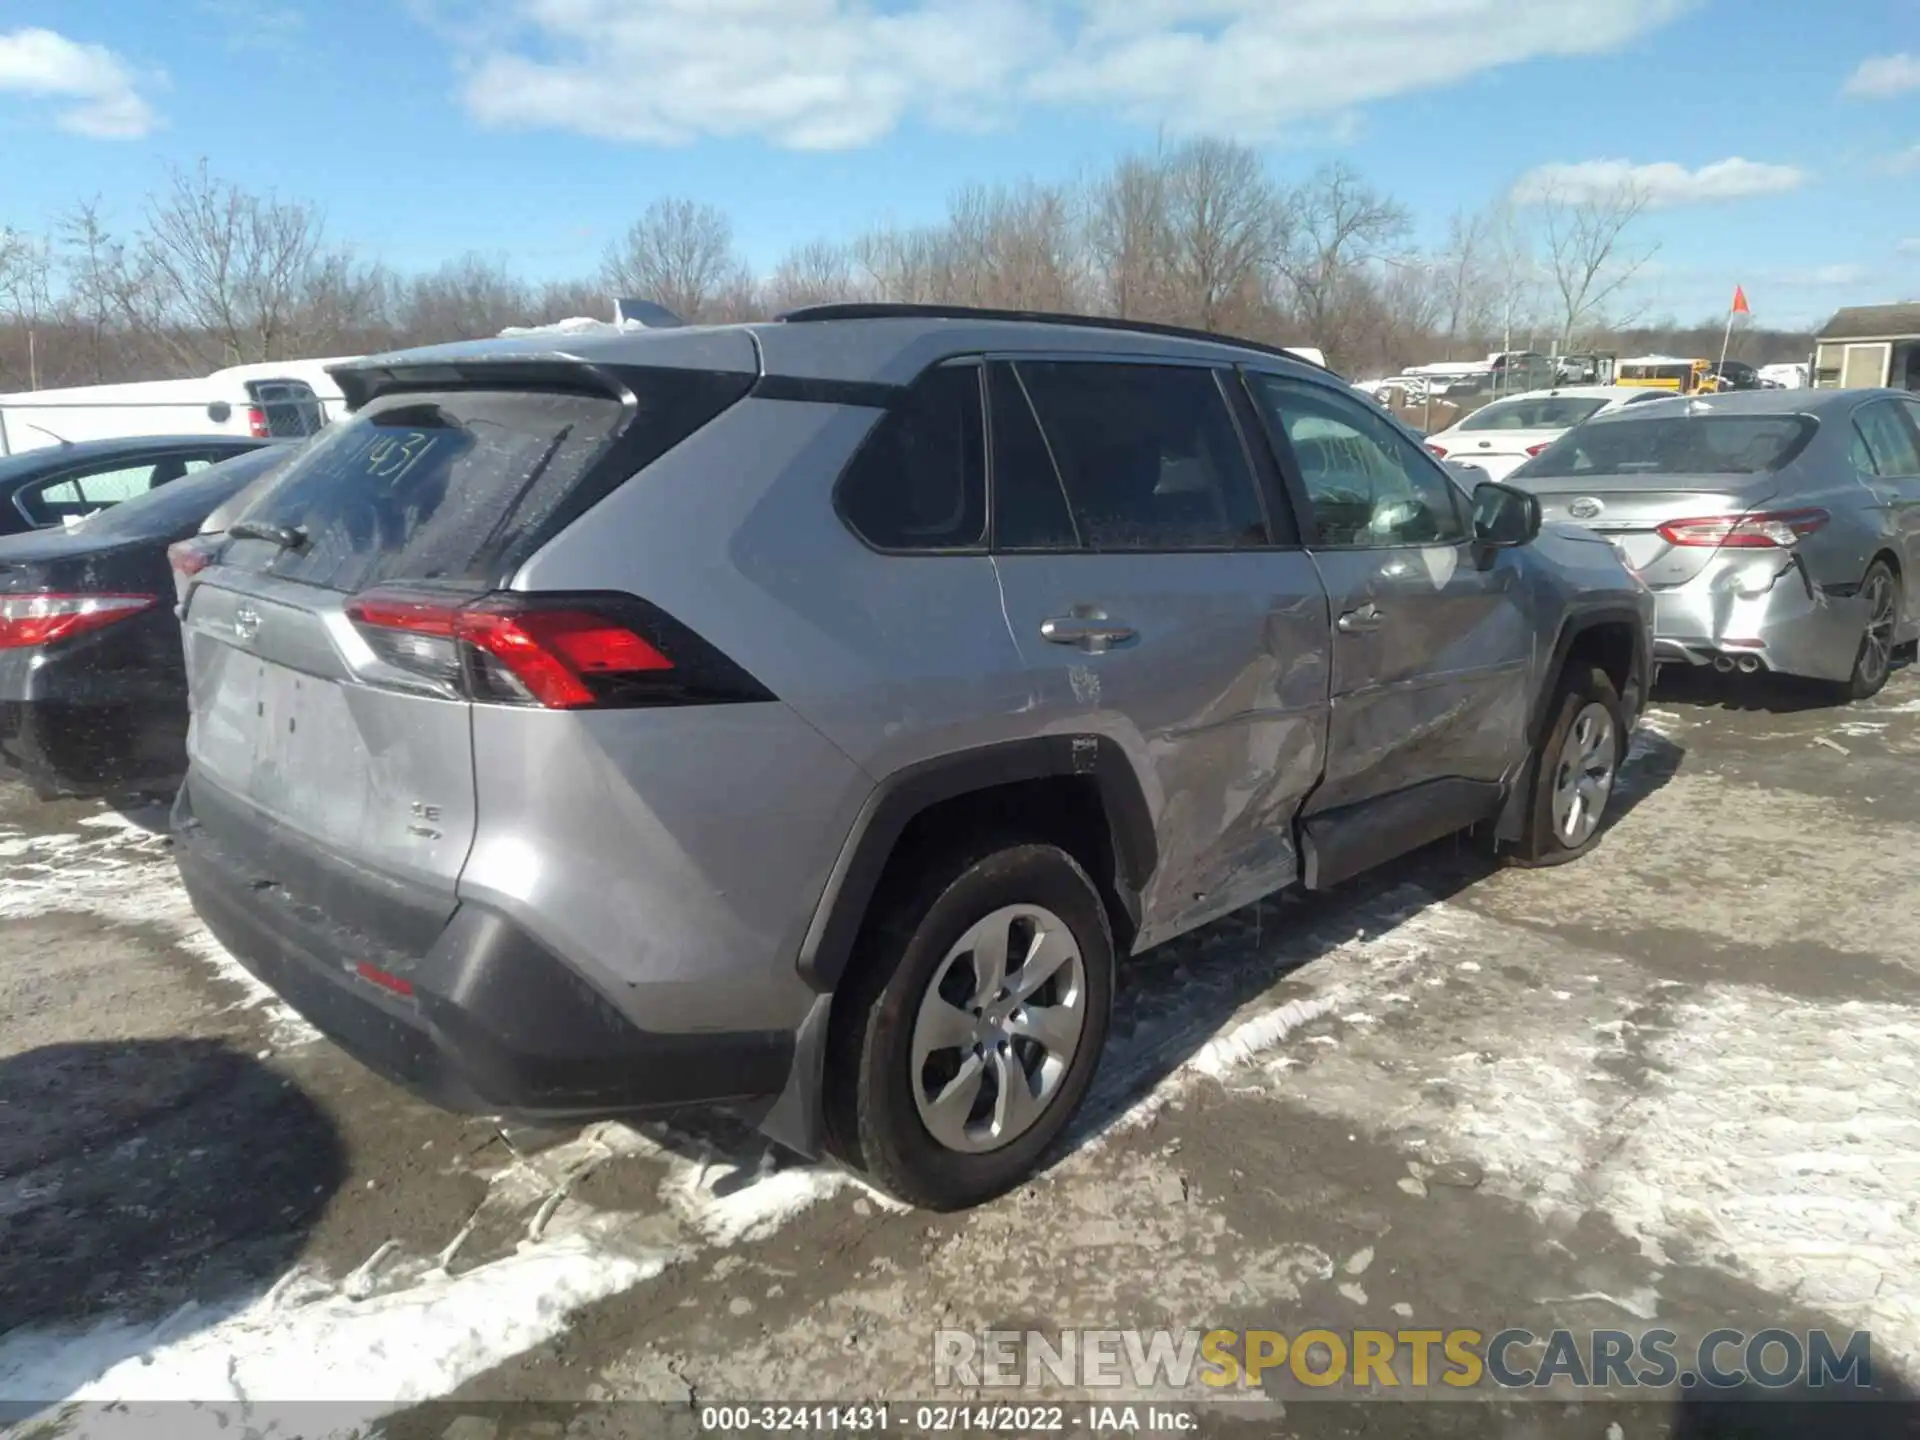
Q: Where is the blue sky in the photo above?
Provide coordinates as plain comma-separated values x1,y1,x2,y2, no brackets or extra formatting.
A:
1,0,1915,330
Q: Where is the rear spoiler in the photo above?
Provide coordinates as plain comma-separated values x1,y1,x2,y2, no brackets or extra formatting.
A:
326,355,645,411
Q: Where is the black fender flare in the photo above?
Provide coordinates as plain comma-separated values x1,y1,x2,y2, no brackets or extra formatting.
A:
795,735,1156,994
1497,605,1652,843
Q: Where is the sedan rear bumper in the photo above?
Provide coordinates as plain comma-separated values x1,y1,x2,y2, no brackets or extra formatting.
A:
1650,551,1867,683
0,634,187,797
171,778,797,1122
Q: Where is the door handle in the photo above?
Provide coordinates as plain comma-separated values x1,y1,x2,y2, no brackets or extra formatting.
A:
1041,615,1137,652
1337,603,1385,634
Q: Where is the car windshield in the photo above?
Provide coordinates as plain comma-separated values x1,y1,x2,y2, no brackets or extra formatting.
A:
1458,397,1611,432
1519,414,1818,477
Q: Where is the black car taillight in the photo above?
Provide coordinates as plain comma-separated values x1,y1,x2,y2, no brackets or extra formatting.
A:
0,593,158,649
344,589,772,709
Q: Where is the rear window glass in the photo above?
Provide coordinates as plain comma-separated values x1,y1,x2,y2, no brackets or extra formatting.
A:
230,373,745,592
1520,414,1818,478
247,380,327,438
1459,397,1610,431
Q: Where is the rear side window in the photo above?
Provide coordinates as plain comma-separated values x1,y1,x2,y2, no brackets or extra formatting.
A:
1458,397,1610,431
1854,401,1920,478
79,447,291,538
18,454,198,525
1013,361,1267,551
837,362,987,551
1523,414,1818,477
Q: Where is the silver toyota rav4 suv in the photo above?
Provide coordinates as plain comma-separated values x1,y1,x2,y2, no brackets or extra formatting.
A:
172,305,1652,1209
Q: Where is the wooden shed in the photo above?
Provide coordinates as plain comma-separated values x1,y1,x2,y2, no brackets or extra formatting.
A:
1813,303,1920,390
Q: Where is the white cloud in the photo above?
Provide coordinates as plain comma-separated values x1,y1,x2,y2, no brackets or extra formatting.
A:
1900,239,1920,256
1512,157,1808,209
1843,52,1920,99
0,27,157,138
450,0,1691,149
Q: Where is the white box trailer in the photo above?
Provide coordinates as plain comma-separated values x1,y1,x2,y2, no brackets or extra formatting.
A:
0,356,355,455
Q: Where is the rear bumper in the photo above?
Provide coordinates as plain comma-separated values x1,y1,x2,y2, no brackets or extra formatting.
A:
1649,552,1867,684
171,780,796,1121
0,642,186,797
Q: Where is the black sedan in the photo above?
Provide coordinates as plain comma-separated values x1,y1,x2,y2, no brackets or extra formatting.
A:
0,445,294,798
0,434,272,537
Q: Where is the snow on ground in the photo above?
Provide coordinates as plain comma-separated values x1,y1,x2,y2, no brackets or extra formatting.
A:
1607,991,1920,1345
0,1112,874,1425
0,812,314,1045
2,1237,668,1420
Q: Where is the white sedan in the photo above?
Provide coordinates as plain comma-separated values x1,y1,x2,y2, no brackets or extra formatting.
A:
1421,385,1667,481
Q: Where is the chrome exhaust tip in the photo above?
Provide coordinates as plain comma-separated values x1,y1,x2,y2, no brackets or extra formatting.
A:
1735,655,1761,674
1713,654,1736,673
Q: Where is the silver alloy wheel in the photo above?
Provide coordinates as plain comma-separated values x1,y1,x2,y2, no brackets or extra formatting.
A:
1550,702,1618,848
909,903,1087,1154
1858,569,1898,689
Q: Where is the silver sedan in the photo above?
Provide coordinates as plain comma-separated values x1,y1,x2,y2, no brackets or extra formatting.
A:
1508,388,1920,700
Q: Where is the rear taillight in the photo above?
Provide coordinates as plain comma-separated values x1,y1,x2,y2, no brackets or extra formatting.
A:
1525,443,1551,457
246,405,270,438
344,589,769,710
1425,443,1448,459
0,594,158,649
1656,509,1830,549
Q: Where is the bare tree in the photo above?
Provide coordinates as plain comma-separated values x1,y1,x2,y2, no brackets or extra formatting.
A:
943,182,1080,312
765,239,857,313
1480,199,1548,355
1159,139,1275,332
1367,257,1446,376
1085,154,1172,320
1433,207,1497,358
400,253,533,343
1533,176,1657,349
131,162,351,368
0,227,57,388
852,223,953,305
532,276,610,325
1271,163,1412,372
2,145,1814,396
602,198,744,323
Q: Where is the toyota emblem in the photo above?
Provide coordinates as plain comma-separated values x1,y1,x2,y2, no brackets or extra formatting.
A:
1568,497,1604,520
233,603,261,641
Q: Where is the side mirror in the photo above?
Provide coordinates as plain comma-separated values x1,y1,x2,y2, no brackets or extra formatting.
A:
1472,481,1542,550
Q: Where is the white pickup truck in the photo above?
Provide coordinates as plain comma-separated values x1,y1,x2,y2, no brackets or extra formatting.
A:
0,357,352,455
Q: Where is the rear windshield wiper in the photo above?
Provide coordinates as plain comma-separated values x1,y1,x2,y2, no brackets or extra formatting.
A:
228,519,308,550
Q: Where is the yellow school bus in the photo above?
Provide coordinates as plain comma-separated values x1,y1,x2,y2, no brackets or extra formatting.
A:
1615,356,1717,394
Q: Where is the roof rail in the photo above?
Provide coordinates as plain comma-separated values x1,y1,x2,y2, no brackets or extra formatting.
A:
775,303,1333,374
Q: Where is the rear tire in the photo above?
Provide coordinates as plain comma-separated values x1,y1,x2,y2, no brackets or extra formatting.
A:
1511,663,1626,868
1835,560,1900,703
824,839,1114,1210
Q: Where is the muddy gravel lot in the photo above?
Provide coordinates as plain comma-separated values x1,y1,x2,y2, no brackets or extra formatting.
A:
4,671,1920,1438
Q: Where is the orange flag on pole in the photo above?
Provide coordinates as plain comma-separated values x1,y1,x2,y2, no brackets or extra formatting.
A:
1732,285,1750,314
